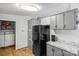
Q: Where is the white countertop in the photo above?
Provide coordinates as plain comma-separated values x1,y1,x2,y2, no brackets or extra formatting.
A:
47,41,79,55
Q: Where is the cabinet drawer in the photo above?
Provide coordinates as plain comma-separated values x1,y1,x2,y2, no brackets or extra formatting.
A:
47,44,54,56
63,50,75,56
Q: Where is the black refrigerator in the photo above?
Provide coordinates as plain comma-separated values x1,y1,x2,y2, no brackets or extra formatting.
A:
32,25,50,56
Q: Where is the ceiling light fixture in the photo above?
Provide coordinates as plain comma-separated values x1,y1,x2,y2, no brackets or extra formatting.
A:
16,4,41,12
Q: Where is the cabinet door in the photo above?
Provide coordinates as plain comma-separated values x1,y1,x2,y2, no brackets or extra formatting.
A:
54,47,62,56
56,14,64,29
0,32,4,47
64,10,75,29
34,19,41,25
63,50,75,56
47,44,54,56
28,20,32,30
28,19,34,30
28,30,32,40
50,16,56,29
28,40,32,49
41,17,50,25
5,32,14,47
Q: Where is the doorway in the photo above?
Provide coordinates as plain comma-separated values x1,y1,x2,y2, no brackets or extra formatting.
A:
0,20,16,56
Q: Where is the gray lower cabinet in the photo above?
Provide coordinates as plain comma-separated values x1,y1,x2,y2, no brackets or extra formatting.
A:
47,44,54,56
47,44,76,56
54,47,62,56
0,33,5,47
47,44,62,56
63,50,75,56
5,32,14,47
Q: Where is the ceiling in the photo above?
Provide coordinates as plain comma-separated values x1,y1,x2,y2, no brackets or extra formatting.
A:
0,3,78,18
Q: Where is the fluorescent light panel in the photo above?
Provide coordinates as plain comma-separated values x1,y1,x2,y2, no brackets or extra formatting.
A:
16,3,41,11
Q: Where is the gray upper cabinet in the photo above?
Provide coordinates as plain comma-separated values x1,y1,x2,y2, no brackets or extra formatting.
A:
41,17,50,25
56,13,64,29
28,20,32,30
50,16,56,29
33,18,41,25
50,14,64,30
50,8,78,30
64,10,76,29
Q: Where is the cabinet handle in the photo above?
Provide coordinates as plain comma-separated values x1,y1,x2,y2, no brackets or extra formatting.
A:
52,48,54,56
55,25,57,28
76,15,78,19
52,48,54,51
64,25,66,28
62,50,64,56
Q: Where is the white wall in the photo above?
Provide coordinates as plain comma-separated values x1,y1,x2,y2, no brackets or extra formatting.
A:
0,14,31,50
